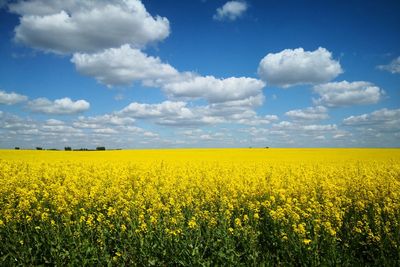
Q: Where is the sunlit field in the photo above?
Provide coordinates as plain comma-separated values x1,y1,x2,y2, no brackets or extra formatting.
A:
1,149,399,266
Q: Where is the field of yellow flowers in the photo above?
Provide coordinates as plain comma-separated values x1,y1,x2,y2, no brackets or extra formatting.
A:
0,148,399,266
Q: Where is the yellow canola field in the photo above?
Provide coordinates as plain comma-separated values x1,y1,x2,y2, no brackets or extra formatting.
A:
0,148,399,266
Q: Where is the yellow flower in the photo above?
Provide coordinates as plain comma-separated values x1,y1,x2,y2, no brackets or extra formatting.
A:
235,218,242,227
188,217,197,229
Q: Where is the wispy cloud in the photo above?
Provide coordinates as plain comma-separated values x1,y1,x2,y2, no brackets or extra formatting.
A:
377,56,400,74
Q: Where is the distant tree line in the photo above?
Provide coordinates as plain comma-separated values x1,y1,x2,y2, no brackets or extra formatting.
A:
14,146,110,151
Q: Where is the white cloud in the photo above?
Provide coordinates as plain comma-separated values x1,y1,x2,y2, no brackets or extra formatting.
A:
28,97,90,114
302,124,337,131
182,129,203,136
242,121,349,148
120,101,219,127
93,128,118,135
72,45,179,86
73,114,135,129
343,108,400,131
178,130,228,142
0,111,165,149
272,121,337,132
45,119,65,126
213,1,248,21
117,98,276,127
208,94,264,109
0,112,36,131
42,124,81,134
10,0,170,54
313,81,384,107
232,114,278,126
72,45,266,103
200,134,213,141
118,100,217,126
163,75,265,103
285,106,328,121
377,56,400,74
143,131,159,138
206,95,277,125
0,90,28,105
119,101,193,119
258,47,342,88
333,131,352,139
341,108,400,146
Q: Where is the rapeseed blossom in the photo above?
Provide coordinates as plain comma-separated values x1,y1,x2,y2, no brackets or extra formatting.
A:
0,148,399,266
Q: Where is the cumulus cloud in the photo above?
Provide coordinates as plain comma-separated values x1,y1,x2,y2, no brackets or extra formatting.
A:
0,111,164,149
205,95,277,126
285,106,328,121
258,47,342,88
313,81,384,107
73,114,135,129
343,108,400,131
28,97,90,114
10,0,170,54
377,56,400,74
119,101,192,119
242,120,353,148
72,45,179,86
0,112,36,131
41,124,82,134
117,97,277,127
341,108,400,146
273,121,337,132
92,128,118,134
118,101,216,126
213,1,248,21
45,119,65,126
72,44,266,103
0,90,28,105
232,113,278,126
163,75,265,103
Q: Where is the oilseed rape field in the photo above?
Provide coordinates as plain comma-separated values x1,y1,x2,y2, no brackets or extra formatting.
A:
0,149,399,266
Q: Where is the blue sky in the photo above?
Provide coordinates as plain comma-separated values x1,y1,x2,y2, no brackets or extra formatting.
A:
0,0,399,149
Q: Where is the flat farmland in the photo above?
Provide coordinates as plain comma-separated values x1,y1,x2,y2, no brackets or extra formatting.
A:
0,149,399,266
